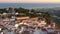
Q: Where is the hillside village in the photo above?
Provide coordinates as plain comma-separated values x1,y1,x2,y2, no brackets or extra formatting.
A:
0,7,59,34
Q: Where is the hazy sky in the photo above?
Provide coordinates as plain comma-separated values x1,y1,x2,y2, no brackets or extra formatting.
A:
0,0,60,3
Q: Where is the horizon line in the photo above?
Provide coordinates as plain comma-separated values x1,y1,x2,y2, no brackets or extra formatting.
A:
0,2,60,4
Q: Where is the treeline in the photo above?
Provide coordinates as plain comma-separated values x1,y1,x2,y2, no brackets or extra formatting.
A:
0,7,51,17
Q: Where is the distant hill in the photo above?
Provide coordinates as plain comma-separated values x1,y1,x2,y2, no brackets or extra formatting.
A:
35,7,60,24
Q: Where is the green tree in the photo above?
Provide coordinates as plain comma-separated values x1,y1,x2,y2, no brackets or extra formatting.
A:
3,8,8,13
